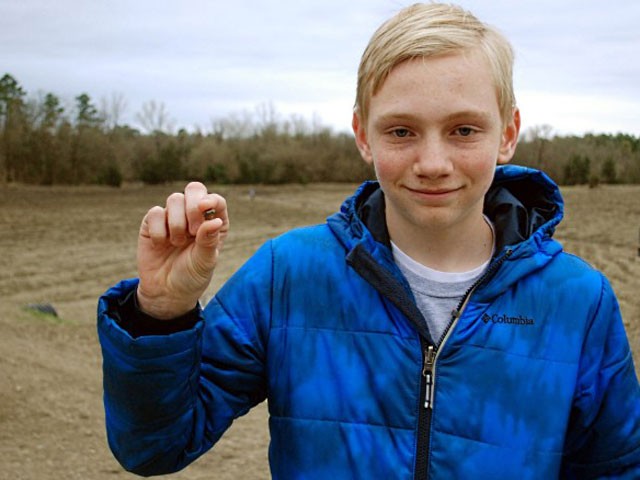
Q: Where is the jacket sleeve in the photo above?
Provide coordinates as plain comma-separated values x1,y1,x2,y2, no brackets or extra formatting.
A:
97,242,273,476
561,274,640,479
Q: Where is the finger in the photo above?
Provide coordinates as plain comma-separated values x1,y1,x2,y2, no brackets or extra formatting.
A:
196,217,224,247
191,195,228,274
199,194,229,228
191,217,225,274
141,206,168,245
184,182,209,236
166,192,189,246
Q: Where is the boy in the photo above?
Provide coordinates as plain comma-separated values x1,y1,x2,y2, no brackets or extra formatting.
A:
98,3,640,478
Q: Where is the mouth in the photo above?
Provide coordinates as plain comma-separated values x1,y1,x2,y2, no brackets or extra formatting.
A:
406,186,460,196
402,185,463,205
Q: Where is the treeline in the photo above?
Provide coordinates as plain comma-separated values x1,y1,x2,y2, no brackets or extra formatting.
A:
0,73,371,186
512,125,640,186
1,73,639,187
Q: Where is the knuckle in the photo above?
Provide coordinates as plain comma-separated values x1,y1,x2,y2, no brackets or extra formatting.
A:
185,181,206,193
167,192,184,204
211,193,227,209
146,206,166,222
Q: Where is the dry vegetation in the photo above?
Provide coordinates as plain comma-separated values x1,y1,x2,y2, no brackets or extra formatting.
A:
1,182,638,479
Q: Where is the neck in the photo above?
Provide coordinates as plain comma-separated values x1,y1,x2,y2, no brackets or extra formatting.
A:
388,213,494,273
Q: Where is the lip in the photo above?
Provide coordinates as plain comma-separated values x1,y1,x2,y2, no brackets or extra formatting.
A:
405,186,461,197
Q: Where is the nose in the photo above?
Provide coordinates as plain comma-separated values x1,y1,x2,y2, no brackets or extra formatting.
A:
412,137,453,179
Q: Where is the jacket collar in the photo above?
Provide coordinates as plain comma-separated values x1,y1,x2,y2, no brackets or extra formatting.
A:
345,165,564,255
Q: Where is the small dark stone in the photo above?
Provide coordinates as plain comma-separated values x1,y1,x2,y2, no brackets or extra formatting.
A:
25,303,58,317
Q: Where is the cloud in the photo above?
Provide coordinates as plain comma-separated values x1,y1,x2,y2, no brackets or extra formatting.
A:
1,0,638,135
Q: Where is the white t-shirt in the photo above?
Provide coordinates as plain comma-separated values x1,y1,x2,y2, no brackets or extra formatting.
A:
391,218,495,344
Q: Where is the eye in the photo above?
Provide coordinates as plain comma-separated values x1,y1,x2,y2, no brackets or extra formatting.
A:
455,127,475,137
391,128,411,138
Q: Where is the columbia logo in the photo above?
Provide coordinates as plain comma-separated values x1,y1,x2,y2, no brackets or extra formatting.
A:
482,313,535,326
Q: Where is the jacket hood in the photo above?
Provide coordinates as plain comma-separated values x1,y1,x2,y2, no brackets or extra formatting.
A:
327,165,565,300
487,165,563,252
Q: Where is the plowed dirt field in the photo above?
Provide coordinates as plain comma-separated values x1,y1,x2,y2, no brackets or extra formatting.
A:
1,182,638,479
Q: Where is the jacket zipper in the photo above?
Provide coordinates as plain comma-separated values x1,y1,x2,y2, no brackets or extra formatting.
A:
414,338,433,478
415,249,513,480
423,345,436,409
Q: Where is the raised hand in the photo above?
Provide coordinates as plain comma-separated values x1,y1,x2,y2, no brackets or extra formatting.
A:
135,182,229,319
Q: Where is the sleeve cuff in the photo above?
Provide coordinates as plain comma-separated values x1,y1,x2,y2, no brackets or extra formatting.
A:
108,288,201,338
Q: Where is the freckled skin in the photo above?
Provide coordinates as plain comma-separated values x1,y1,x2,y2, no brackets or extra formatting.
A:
352,50,520,270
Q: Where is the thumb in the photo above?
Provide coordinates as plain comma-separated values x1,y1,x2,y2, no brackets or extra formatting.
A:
190,217,224,277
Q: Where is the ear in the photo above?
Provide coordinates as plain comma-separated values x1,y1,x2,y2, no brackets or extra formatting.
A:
497,107,521,165
352,111,373,164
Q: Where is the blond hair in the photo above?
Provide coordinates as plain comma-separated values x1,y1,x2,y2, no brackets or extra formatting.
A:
355,3,516,124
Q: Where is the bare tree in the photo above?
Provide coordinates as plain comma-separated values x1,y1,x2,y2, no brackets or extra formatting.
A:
100,92,128,131
522,124,554,170
210,110,254,139
135,100,174,134
254,101,279,136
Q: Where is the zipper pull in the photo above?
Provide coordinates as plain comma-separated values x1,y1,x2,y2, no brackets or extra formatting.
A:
423,345,436,409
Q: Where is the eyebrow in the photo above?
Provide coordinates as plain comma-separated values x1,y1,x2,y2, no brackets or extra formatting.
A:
442,110,494,124
373,110,494,127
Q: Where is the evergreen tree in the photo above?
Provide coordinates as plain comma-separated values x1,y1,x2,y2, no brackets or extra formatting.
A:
0,74,27,182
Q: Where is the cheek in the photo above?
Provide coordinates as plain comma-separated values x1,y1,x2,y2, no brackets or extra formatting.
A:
464,151,499,184
370,155,405,185
367,146,394,174
369,142,414,179
371,157,393,176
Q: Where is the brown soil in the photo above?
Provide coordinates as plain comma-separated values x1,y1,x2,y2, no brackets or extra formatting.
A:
1,182,638,479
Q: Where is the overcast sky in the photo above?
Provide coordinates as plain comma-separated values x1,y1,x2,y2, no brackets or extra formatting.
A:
2,0,639,136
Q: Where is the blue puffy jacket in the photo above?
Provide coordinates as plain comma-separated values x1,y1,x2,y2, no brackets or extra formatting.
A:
98,165,640,479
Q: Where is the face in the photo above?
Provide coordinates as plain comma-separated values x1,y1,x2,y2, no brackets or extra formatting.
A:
353,49,520,242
